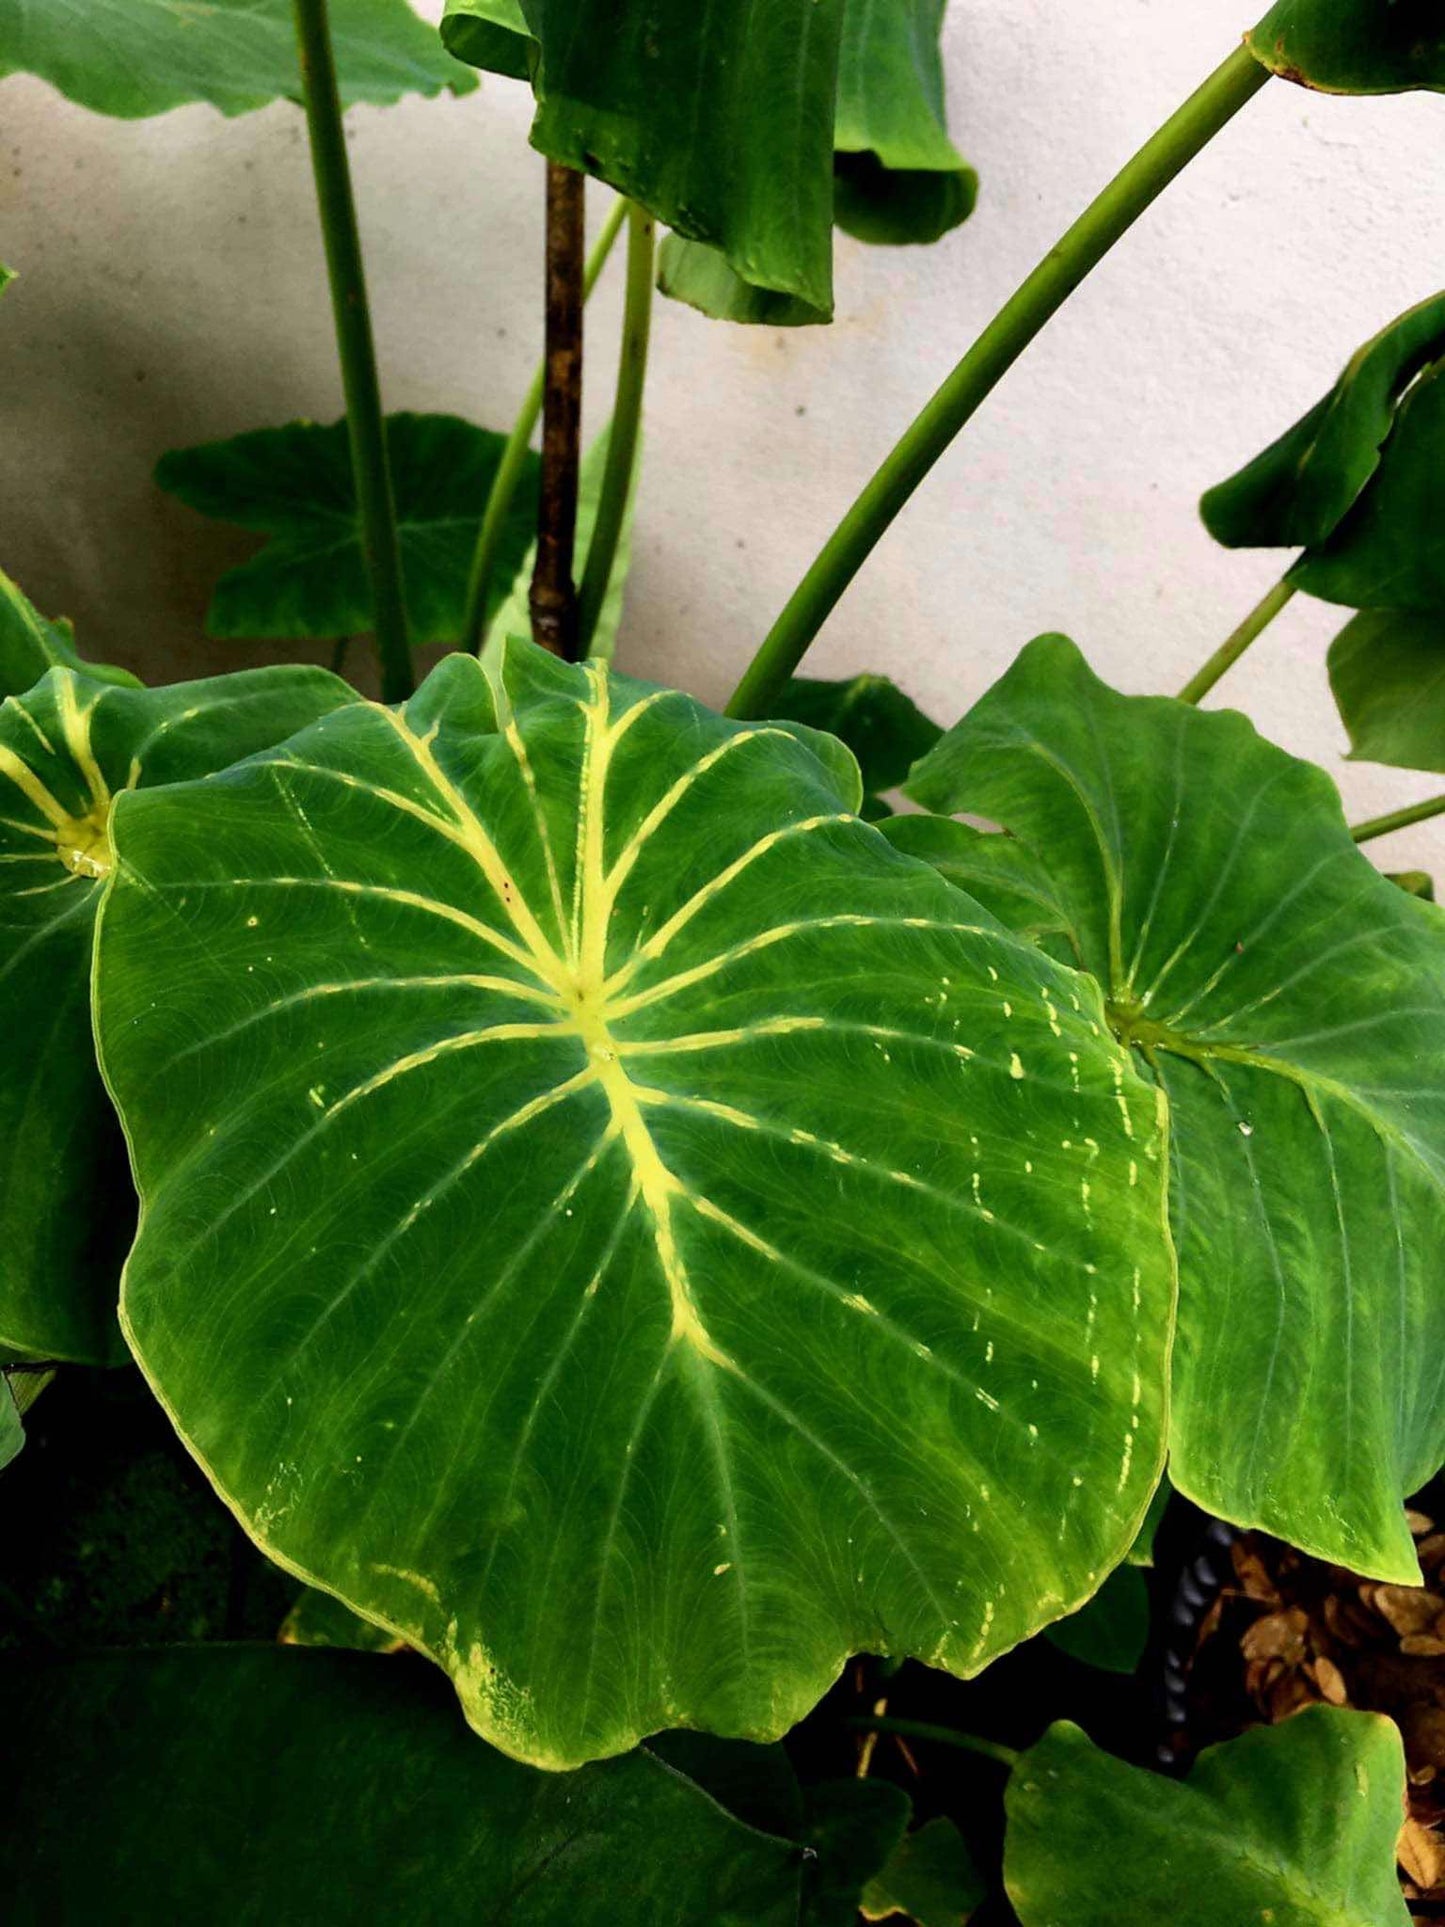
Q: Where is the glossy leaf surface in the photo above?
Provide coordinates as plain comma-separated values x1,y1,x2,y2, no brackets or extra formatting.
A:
1293,359,1445,613
0,1647,812,1924
1201,292,1445,553
909,636,1445,1579
1329,608,1445,774
0,0,476,117
157,414,540,647
1005,1709,1409,1925
1247,0,1445,95
0,570,137,700
96,641,1172,1767
0,664,352,1363
880,815,1078,966
775,673,942,817
862,1817,984,1926
442,0,844,315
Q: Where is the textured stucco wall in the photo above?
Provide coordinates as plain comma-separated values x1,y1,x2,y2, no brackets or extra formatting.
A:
2,2,1444,863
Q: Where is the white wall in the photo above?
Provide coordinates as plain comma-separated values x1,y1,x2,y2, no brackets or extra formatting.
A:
3,1,1445,865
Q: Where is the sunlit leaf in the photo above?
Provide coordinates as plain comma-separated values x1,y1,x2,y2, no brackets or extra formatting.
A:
880,815,1080,965
861,1817,984,1927
1293,359,1445,613
0,664,353,1364
95,639,1173,1766
0,1647,818,1923
442,0,844,316
1329,608,1445,774
1005,1709,1410,1925
1201,292,1445,553
1246,0,1445,95
908,634,1445,1580
1042,1562,1149,1674
156,414,540,647
0,569,138,701
774,673,942,818
0,0,477,118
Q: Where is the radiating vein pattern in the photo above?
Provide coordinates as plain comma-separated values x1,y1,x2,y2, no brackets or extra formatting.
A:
0,663,352,1364
909,634,1445,1579
96,640,1173,1769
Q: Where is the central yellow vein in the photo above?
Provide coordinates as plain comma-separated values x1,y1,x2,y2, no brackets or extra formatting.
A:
0,675,116,880
571,666,730,1367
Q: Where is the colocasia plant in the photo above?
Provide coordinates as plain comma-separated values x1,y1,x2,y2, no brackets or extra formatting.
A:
3,2,1445,1921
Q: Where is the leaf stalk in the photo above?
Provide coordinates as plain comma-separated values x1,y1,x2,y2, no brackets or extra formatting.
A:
1178,577,1296,704
292,0,413,704
462,197,628,655
530,162,587,661
846,1714,1021,1769
1350,794,1445,845
726,43,1271,719
578,202,656,659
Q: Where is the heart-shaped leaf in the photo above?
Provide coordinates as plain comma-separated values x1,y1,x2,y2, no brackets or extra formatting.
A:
95,639,1173,1766
0,1648,821,1923
862,1817,985,1927
1005,1708,1409,1925
1201,292,1445,553
0,569,138,700
442,0,846,316
656,0,974,324
0,663,353,1364
1292,358,1445,613
908,635,1445,1580
1247,0,1445,95
0,0,477,118
1329,608,1445,774
880,815,1080,966
157,414,541,647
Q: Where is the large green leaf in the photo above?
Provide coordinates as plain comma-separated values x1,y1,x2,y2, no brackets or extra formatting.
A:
656,0,974,324
0,664,353,1364
1293,358,1445,613
1247,0,1445,95
1005,1709,1410,1925
157,414,541,647
0,0,477,118
1201,292,1445,553
442,0,845,315
880,815,1080,968
0,1648,815,1923
908,635,1445,1580
95,639,1173,1767
0,569,138,700
862,1817,985,1926
774,673,943,818
1329,608,1445,774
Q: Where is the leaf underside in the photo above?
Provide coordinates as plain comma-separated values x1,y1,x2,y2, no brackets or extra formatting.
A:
908,635,1445,1581
1005,1708,1410,1926
156,414,541,647
0,0,477,118
1247,0,1445,95
96,640,1172,1768
0,664,353,1363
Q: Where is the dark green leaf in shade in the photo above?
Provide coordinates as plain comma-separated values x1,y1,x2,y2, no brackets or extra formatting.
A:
0,664,354,1364
0,1376,21,1473
1392,871,1436,901
0,569,138,700
1200,291,1445,553
861,1816,986,1926
774,673,943,807
1329,608,1445,774
1246,0,1445,96
94,640,1174,1767
0,1647,813,1925
1124,1473,1169,1566
907,635,1445,1581
281,1587,409,1652
1004,1709,1410,1926
441,0,845,316
1293,361,1445,613
1042,1562,1149,1674
156,414,541,647
0,0,477,118
879,814,1081,967
805,1780,913,1927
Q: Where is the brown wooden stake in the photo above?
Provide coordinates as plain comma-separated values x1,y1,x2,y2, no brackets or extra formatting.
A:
530,162,586,660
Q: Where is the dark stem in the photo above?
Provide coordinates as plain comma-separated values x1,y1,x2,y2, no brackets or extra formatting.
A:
530,162,587,661
292,0,412,704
